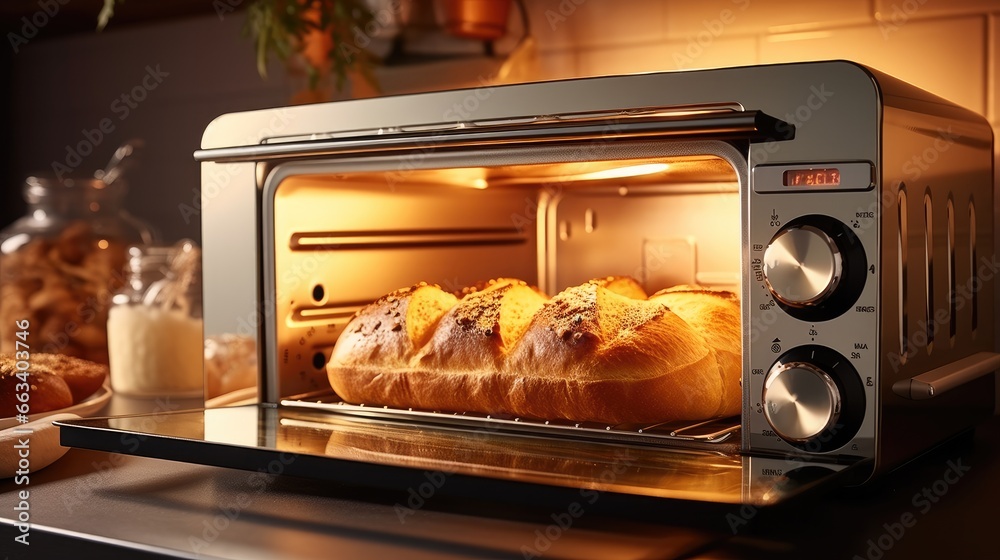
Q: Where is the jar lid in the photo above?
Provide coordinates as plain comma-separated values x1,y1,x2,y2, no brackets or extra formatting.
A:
23,175,126,203
126,239,199,273
126,245,175,273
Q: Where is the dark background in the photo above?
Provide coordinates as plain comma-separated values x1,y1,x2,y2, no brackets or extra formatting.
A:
0,0,507,244
0,1,283,243
1,46,14,229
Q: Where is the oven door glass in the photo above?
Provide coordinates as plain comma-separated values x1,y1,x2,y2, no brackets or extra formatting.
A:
57,406,871,506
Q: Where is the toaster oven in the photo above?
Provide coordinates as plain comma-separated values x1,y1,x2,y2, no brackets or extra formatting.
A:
59,60,998,506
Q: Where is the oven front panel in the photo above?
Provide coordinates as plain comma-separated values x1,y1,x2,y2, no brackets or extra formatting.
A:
745,180,880,461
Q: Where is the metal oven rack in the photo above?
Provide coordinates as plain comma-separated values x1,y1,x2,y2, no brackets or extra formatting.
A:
282,392,739,447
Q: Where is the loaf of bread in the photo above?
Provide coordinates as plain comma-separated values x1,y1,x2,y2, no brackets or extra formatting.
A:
328,282,458,406
27,353,108,402
649,286,742,417
328,277,740,425
589,275,648,299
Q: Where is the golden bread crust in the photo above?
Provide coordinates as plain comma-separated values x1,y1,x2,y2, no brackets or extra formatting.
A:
328,278,738,424
650,286,742,417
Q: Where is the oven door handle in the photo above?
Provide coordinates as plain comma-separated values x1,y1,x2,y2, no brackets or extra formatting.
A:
891,351,1000,400
194,109,793,163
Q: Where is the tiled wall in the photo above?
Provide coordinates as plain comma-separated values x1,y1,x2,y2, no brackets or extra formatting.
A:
507,0,1000,329
6,0,999,241
517,0,999,132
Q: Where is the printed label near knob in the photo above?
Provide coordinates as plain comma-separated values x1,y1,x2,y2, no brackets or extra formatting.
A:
762,225,842,307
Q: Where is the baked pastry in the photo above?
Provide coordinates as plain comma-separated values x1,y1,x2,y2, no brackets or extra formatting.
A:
204,334,257,399
0,221,127,365
26,353,108,402
328,282,458,406
328,277,736,425
650,286,742,417
0,360,74,414
406,279,548,414
588,276,648,299
0,352,108,416
503,281,720,423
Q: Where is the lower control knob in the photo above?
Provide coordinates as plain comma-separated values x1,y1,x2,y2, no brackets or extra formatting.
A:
762,363,841,442
761,345,866,452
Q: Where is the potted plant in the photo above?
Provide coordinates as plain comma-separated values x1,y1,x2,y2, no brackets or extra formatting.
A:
437,0,512,40
246,0,377,97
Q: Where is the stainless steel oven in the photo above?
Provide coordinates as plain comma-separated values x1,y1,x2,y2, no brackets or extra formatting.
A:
59,60,998,506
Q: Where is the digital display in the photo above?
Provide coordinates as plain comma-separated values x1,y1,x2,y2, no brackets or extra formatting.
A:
783,168,841,187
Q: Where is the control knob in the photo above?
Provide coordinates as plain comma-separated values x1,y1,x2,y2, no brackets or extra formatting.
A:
761,345,866,452
763,225,841,307
762,362,841,442
761,215,867,321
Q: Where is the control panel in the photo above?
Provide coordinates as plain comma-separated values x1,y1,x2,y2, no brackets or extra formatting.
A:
747,162,878,458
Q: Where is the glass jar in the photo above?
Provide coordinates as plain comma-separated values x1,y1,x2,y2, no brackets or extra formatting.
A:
107,242,203,397
0,175,154,364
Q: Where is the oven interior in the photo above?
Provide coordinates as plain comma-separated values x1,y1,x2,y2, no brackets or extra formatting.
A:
266,142,745,448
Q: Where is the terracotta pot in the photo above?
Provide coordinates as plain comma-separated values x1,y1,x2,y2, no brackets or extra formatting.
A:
439,0,512,40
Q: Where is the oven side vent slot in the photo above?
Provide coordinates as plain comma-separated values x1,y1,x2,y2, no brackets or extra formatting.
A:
896,184,991,378
970,199,979,335
923,191,934,354
947,197,956,345
898,188,908,364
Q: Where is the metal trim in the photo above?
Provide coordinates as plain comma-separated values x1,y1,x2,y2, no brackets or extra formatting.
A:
195,110,792,163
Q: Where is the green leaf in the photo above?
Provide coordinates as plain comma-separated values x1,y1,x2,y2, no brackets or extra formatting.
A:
245,0,378,93
97,0,123,31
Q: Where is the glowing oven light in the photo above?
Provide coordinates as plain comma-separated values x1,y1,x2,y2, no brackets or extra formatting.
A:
574,163,670,181
459,162,671,189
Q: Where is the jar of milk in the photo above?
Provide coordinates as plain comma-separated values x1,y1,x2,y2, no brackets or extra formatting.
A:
107,240,203,397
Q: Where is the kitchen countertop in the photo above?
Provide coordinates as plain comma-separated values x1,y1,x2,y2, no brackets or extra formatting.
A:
2,394,1000,559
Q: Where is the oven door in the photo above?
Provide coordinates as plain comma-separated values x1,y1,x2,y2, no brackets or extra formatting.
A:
57,405,873,506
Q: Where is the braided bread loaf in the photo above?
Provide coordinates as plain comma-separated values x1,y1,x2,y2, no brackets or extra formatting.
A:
327,277,740,425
